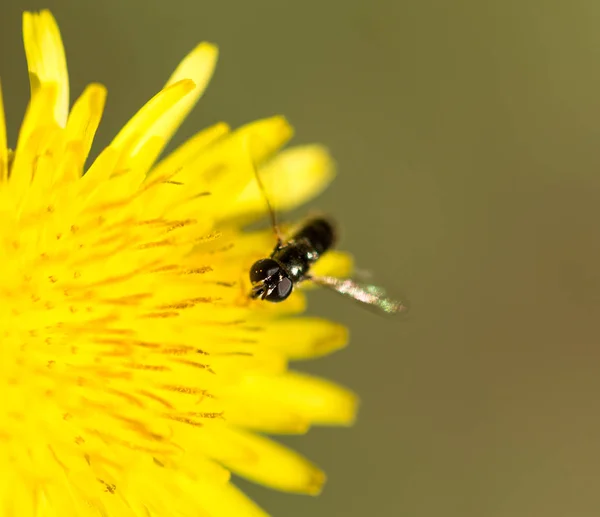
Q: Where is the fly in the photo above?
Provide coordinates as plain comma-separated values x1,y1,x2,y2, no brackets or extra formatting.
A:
248,158,409,315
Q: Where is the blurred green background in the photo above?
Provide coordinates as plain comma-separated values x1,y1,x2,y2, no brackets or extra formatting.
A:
3,1,600,516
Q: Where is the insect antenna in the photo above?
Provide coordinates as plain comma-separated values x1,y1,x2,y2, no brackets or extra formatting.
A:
248,149,285,248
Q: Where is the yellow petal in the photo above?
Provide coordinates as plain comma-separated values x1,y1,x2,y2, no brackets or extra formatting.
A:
224,401,311,434
138,122,231,219
65,83,107,164
234,371,358,428
108,43,219,179
152,453,231,485
258,317,349,360
152,117,293,222
0,80,7,182
197,480,269,517
109,79,196,169
173,116,293,184
9,84,58,200
96,462,216,517
22,10,69,126
174,116,294,218
230,144,335,223
242,115,294,165
14,83,57,163
49,140,85,185
158,42,218,149
165,136,258,220
222,365,356,433
77,145,119,197
24,123,64,208
149,121,230,179
169,116,291,184
309,250,354,279
206,426,325,494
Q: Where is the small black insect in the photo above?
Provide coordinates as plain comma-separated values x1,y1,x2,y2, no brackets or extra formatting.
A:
250,216,336,302
248,159,408,315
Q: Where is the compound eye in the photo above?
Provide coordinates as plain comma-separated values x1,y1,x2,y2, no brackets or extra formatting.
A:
264,276,293,302
250,258,281,284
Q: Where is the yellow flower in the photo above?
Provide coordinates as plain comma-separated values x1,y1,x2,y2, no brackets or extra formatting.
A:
0,10,357,517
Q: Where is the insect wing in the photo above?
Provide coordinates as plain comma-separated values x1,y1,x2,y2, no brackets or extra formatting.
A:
309,275,409,315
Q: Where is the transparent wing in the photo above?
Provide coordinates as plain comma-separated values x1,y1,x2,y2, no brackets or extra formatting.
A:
308,275,410,315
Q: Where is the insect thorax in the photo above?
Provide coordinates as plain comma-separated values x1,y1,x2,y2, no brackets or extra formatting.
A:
271,241,317,282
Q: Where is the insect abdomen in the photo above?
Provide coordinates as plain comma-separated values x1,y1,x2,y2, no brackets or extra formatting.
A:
292,217,336,256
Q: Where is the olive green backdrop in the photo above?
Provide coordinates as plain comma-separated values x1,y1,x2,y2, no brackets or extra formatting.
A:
2,1,600,516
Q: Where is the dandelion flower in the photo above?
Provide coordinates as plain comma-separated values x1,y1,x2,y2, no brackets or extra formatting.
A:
0,10,358,517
